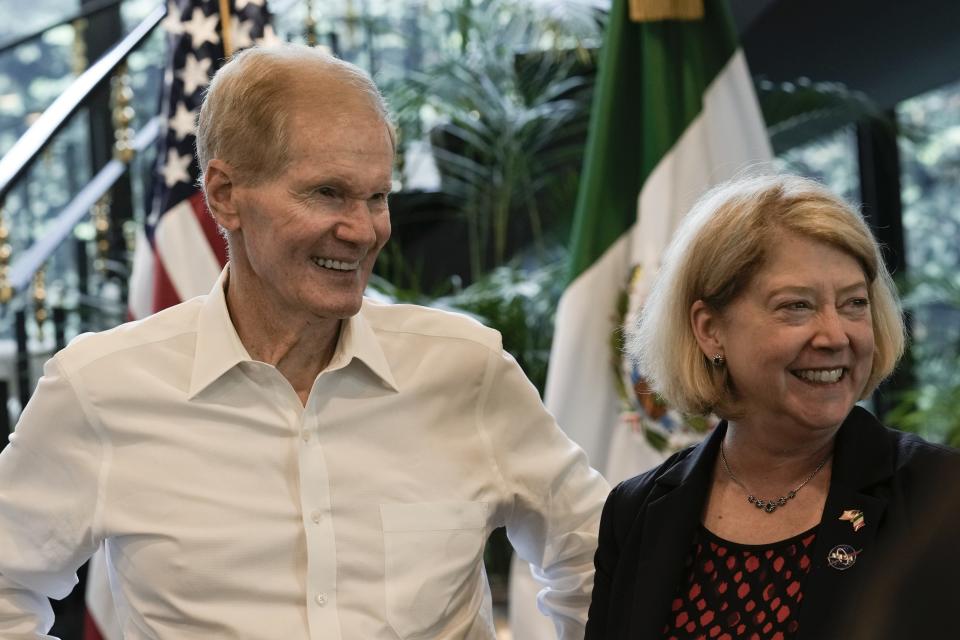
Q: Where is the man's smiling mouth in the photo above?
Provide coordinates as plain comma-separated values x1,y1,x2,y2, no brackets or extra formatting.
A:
311,257,360,271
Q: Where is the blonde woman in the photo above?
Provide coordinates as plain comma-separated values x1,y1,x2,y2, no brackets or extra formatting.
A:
585,175,959,639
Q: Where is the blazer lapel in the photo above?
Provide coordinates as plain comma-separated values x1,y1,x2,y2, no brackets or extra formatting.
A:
799,407,895,639
627,424,726,638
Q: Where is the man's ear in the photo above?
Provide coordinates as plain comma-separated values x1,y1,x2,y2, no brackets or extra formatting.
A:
690,299,724,360
204,159,240,232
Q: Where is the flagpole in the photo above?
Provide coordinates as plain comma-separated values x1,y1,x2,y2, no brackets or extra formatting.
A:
218,0,234,56
629,0,704,21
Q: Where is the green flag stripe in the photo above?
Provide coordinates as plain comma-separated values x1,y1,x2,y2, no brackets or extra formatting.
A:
567,0,740,282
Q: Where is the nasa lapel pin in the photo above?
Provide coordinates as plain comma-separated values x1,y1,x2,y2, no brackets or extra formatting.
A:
839,509,865,532
827,544,860,571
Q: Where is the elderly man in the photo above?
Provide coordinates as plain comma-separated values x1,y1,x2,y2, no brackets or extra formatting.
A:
0,45,608,639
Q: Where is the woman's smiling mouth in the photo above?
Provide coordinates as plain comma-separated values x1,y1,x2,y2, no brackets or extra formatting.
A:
792,368,846,384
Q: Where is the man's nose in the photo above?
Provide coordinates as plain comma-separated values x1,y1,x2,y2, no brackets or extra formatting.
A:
335,199,378,246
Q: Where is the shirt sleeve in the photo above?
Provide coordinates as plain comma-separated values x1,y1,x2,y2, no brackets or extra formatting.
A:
477,347,610,639
0,356,105,638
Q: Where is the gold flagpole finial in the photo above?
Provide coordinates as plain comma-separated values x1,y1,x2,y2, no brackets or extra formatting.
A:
629,0,704,22
219,0,234,56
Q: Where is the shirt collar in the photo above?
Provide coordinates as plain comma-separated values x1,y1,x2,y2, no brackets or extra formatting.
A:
328,301,399,392
188,267,253,399
188,267,399,399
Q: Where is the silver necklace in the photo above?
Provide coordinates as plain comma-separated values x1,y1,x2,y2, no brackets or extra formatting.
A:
719,442,830,514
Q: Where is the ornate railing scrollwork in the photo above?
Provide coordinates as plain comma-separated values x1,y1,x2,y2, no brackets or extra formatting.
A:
0,203,13,304
72,18,89,76
92,193,112,274
111,62,135,163
31,266,47,340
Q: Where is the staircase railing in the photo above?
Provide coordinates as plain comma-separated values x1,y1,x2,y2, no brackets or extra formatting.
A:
0,2,167,430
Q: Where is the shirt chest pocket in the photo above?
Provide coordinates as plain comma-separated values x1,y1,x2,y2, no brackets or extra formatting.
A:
380,501,490,639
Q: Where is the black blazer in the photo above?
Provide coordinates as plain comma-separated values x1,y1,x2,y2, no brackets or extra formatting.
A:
585,406,960,639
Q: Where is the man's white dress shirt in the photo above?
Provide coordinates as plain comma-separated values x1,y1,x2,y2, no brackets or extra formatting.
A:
0,271,609,639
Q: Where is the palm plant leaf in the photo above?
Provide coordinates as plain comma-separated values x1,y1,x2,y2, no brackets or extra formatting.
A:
384,0,597,280
756,78,891,154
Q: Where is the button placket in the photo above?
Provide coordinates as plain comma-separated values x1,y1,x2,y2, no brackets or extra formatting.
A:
298,409,340,637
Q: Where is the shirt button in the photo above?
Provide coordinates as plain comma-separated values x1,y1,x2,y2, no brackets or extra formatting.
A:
301,428,311,442
316,593,327,606
311,510,323,523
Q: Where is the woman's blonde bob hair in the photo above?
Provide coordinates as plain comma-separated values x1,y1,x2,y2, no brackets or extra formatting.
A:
626,173,905,418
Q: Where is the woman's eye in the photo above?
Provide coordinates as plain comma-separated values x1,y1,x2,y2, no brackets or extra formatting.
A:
784,301,810,311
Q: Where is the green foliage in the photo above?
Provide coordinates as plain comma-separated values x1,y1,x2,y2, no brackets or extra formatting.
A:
898,81,960,283
883,81,960,445
886,275,960,446
887,387,960,447
431,248,567,393
370,242,431,300
756,77,890,155
428,55,589,274
383,0,601,281
774,125,860,204
369,246,567,395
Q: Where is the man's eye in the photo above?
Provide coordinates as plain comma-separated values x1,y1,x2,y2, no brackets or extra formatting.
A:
784,301,810,311
316,187,338,198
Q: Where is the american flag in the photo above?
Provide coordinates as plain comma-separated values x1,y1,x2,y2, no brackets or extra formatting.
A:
127,0,277,319
85,2,275,639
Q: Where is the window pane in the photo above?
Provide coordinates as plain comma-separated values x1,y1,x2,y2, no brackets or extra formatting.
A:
897,79,960,443
774,125,860,203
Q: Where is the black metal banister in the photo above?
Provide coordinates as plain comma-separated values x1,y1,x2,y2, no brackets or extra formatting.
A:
7,116,162,297
0,0,126,56
0,3,166,203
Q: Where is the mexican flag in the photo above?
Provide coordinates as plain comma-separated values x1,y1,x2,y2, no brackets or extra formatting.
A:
510,0,771,635
547,0,772,484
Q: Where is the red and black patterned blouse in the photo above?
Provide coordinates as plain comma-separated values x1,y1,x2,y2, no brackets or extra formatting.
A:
662,525,819,640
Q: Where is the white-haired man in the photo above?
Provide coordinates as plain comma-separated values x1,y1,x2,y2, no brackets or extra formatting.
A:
0,44,608,639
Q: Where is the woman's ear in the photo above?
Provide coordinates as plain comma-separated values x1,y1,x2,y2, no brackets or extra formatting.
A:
203,159,240,232
690,299,724,360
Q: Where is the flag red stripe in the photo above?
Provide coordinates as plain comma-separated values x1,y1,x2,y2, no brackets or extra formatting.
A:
152,251,183,311
83,610,104,640
189,191,229,267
